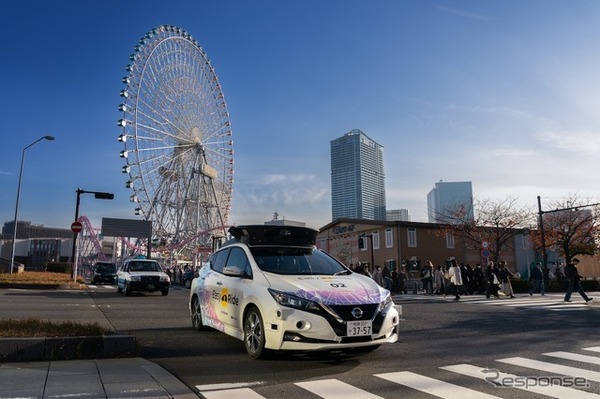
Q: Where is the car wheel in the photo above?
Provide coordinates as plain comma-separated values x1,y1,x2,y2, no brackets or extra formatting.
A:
161,288,169,296
184,279,191,289
125,283,131,296
191,295,205,331
243,306,267,359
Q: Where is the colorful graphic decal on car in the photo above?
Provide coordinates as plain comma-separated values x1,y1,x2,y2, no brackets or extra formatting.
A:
219,288,240,307
198,272,226,332
294,283,383,305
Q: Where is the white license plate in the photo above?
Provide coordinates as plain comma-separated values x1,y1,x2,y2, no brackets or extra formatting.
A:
346,320,372,336
147,284,155,290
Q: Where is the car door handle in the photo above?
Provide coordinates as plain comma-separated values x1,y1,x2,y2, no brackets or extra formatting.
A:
216,281,223,286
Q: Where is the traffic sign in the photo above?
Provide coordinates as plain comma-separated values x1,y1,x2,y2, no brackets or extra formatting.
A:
71,221,83,233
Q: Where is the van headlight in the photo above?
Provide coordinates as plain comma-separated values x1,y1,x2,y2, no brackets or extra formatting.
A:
268,289,320,311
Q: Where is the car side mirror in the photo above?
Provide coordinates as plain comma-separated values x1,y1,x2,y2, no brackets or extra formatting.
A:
223,266,243,277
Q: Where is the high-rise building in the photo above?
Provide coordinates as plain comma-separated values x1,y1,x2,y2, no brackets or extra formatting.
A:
387,209,410,222
427,181,474,223
330,129,386,220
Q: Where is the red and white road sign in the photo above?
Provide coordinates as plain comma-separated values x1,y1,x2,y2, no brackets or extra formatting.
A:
71,221,83,233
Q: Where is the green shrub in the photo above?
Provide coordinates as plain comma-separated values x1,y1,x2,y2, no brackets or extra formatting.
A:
581,279,599,291
510,279,531,293
45,262,72,274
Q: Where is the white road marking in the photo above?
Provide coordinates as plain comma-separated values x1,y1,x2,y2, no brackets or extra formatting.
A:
375,371,502,399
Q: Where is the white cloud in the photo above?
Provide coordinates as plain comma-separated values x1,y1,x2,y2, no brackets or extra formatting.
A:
536,129,600,154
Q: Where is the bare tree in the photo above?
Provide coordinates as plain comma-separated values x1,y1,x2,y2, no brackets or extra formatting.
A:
537,195,600,264
436,196,533,262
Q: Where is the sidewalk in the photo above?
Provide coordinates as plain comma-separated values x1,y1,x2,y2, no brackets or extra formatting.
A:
0,357,199,398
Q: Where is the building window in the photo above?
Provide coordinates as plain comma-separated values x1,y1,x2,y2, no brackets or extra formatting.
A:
317,239,328,251
521,234,529,250
359,235,368,252
407,228,417,247
372,231,380,250
446,233,455,248
385,228,393,248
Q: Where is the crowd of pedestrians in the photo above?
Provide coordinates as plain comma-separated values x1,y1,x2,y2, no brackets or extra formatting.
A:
349,257,593,303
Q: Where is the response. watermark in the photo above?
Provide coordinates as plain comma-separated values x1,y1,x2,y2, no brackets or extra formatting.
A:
482,368,590,389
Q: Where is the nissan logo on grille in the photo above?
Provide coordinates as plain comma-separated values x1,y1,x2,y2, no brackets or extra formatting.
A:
351,307,363,319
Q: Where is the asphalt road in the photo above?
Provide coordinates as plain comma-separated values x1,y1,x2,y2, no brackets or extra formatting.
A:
2,285,600,398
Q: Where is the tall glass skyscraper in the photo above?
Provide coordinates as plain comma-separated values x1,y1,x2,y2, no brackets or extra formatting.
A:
427,181,474,223
330,129,386,220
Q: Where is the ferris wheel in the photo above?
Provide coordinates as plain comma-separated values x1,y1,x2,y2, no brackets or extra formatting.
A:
117,25,234,258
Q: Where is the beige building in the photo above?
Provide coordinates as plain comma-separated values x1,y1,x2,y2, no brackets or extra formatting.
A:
317,218,535,278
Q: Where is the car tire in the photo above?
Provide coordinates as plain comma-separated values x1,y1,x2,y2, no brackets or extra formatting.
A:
191,295,206,331
184,279,191,289
161,288,169,296
243,306,267,359
125,283,131,296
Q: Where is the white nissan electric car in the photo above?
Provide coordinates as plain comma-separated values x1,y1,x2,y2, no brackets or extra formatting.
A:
189,225,401,359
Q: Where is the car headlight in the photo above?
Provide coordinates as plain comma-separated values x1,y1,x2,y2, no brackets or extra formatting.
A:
378,290,393,313
160,275,170,282
268,288,320,311
130,276,141,282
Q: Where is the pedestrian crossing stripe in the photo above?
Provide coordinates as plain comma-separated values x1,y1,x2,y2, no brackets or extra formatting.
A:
497,357,600,382
296,379,384,399
197,348,600,399
202,387,266,399
584,346,600,353
440,364,600,399
544,351,600,365
393,294,592,311
374,371,502,399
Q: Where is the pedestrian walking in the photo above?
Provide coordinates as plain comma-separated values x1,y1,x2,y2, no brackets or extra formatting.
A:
372,265,384,287
382,266,393,292
434,264,447,295
529,262,545,296
485,261,500,298
448,259,463,300
498,261,515,299
398,266,408,294
421,260,434,295
564,258,593,303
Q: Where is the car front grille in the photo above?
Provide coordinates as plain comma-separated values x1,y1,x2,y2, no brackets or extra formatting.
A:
328,304,378,321
312,303,385,337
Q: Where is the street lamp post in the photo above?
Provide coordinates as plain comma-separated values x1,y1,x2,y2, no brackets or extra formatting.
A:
71,189,114,282
9,135,55,274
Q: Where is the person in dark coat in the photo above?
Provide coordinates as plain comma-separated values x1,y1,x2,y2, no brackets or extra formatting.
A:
485,260,500,298
529,262,545,296
564,258,593,303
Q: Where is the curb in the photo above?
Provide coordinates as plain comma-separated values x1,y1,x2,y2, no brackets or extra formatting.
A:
0,334,137,362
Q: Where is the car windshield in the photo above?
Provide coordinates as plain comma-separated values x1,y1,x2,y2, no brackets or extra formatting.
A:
127,261,162,272
250,247,348,275
96,264,116,273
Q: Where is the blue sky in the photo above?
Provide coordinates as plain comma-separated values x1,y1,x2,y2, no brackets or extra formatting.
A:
1,0,600,233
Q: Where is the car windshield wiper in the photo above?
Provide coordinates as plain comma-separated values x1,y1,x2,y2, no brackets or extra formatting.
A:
334,269,351,276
